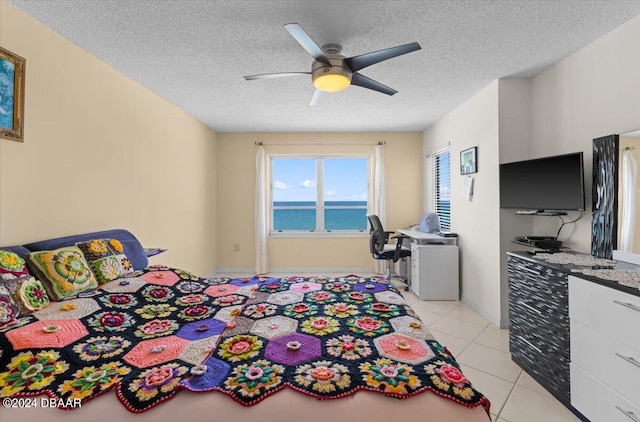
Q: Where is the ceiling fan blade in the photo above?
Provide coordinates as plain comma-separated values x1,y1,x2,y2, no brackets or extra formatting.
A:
309,89,322,106
345,42,421,72
284,23,331,66
350,72,397,96
244,72,311,81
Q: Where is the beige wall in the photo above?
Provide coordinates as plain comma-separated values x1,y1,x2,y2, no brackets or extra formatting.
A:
217,132,422,272
0,2,218,275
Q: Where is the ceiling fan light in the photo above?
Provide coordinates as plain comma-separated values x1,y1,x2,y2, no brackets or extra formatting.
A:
313,73,351,92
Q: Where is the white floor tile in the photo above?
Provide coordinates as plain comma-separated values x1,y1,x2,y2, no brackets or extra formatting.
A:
456,343,522,383
446,302,491,326
500,385,581,422
474,325,510,353
429,316,486,341
429,329,472,357
460,364,515,415
411,307,444,326
411,299,461,315
516,371,552,397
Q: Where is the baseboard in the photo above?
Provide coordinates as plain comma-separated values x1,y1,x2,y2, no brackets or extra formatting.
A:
461,295,506,328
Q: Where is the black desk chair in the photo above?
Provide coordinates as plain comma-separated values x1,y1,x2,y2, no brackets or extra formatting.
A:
367,214,411,290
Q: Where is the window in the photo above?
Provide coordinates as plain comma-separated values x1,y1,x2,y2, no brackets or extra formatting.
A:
270,156,369,234
430,149,451,230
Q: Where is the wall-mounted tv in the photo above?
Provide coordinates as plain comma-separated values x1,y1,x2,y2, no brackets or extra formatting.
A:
500,152,585,211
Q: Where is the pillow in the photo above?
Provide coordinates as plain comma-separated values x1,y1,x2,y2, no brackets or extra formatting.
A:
26,246,98,301
23,229,148,270
0,285,21,327
76,239,134,284
0,249,30,281
3,276,50,312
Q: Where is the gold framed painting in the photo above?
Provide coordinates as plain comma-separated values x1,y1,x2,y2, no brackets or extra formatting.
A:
0,46,25,142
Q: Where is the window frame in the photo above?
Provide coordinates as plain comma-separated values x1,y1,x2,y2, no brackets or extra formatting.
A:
269,154,371,237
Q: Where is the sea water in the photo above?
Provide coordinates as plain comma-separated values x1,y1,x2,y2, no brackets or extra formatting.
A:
273,201,367,231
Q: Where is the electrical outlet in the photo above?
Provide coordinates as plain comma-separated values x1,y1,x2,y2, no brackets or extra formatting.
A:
233,243,240,252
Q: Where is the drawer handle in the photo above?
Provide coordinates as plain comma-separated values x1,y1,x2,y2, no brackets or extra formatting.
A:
517,301,542,315
517,335,544,354
613,300,640,313
517,265,541,276
615,352,640,369
616,405,640,422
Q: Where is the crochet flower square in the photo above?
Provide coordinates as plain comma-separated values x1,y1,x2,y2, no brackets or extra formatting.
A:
3,276,50,312
0,249,29,279
26,246,98,300
76,239,134,284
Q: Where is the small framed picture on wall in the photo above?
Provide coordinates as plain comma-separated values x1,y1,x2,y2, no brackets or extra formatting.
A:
460,147,477,175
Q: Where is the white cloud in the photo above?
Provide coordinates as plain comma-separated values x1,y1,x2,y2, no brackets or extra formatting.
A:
325,190,336,196
274,181,291,190
300,179,316,188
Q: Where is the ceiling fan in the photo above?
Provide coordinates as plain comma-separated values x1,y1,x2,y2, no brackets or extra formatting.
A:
244,23,422,105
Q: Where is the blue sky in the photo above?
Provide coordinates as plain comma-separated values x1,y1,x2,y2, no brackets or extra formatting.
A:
272,157,368,202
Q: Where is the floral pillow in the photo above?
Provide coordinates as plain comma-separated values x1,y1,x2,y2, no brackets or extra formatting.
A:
26,246,98,301
3,276,50,312
0,249,30,281
76,239,134,284
0,285,21,327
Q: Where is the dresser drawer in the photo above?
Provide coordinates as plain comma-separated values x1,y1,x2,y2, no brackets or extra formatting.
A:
571,319,640,406
571,363,640,422
569,276,640,352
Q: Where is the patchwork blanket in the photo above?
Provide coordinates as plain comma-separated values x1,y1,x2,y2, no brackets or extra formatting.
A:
0,268,490,414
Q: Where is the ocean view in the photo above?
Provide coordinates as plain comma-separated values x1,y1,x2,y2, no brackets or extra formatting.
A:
273,201,368,231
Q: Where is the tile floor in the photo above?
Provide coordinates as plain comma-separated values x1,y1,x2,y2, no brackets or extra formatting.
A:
216,273,581,422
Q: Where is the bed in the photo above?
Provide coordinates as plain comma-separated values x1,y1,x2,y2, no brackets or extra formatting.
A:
0,229,490,422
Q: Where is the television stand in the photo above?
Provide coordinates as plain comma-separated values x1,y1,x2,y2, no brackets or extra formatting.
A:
514,210,568,216
536,210,568,216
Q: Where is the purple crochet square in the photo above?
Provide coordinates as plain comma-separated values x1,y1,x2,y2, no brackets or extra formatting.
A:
265,333,321,365
181,357,230,391
176,317,226,341
352,282,388,294
229,276,263,287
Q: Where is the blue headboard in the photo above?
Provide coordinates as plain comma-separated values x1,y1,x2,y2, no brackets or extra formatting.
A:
2,229,148,270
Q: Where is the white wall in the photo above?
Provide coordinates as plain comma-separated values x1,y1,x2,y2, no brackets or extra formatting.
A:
423,13,640,327
424,80,504,326
530,14,640,252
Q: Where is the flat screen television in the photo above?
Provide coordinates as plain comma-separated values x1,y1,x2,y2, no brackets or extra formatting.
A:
500,152,585,211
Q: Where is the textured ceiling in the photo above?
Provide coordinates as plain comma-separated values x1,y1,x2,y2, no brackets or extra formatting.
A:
7,0,640,132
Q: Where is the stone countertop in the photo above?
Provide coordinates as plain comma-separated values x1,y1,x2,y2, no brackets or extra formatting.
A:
507,251,640,298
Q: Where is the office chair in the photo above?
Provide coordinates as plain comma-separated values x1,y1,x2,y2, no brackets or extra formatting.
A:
367,214,411,290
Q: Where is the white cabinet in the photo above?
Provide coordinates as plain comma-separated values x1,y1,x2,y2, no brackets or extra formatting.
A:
410,244,459,300
569,275,640,421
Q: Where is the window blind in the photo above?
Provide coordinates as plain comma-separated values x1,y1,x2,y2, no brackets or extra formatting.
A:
430,149,451,230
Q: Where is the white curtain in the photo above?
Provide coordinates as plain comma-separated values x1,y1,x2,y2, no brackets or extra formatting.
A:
620,149,637,252
255,145,269,274
373,144,386,274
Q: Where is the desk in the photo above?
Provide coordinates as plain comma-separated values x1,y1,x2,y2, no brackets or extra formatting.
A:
398,229,458,246
398,229,459,300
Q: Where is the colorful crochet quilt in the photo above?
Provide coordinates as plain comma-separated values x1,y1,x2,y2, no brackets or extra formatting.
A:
0,268,490,414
